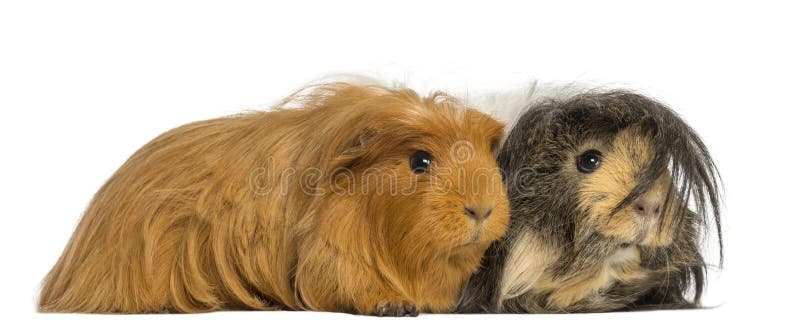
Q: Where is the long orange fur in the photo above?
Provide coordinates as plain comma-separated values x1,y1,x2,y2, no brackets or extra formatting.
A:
38,83,509,314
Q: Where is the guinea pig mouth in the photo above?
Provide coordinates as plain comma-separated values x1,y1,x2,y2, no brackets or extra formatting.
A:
631,218,654,245
469,231,481,243
460,227,484,247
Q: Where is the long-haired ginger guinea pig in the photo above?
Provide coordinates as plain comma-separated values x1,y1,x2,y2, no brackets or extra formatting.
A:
38,82,510,316
457,86,722,313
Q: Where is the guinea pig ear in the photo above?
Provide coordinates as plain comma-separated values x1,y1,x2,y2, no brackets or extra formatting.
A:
475,112,505,156
489,132,503,155
332,127,377,175
342,127,377,156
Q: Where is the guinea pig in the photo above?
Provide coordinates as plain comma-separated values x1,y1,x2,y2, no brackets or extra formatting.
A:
38,82,510,316
456,84,722,313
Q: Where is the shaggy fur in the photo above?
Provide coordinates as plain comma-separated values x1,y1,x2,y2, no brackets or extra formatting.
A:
457,87,722,313
38,83,509,315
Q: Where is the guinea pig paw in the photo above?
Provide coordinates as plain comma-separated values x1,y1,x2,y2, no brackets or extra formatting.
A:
372,300,419,317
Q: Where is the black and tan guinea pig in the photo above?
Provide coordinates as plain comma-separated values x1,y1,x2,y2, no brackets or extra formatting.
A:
456,84,722,313
38,82,510,316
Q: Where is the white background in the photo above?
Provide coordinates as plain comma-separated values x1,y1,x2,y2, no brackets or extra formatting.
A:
1,1,797,333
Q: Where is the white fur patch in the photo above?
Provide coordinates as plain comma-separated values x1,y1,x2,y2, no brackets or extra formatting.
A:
464,82,592,130
598,245,641,290
498,230,557,304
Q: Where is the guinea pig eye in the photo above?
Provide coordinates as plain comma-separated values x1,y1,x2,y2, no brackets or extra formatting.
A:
576,150,603,173
409,150,432,174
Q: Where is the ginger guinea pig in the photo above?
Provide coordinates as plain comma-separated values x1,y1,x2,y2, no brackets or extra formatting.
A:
38,82,509,316
457,87,722,313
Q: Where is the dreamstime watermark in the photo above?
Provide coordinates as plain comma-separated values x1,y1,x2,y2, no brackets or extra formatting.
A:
450,140,475,164
248,142,544,198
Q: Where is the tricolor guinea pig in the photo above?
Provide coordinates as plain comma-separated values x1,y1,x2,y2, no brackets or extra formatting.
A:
38,82,510,316
457,85,722,313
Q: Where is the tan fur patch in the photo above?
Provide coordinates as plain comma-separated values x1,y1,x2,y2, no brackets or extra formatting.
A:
577,128,676,246
532,246,645,310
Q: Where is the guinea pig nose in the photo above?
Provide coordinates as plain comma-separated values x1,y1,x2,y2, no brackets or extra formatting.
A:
633,199,661,217
464,206,493,222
